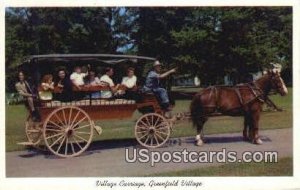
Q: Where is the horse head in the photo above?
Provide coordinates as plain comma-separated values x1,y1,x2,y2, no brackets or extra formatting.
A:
268,70,288,96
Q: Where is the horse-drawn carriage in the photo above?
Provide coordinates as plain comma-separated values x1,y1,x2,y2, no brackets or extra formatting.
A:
18,54,288,158
19,54,174,158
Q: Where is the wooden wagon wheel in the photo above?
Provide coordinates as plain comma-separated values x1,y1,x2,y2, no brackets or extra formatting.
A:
25,116,42,145
43,106,94,158
135,113,170,148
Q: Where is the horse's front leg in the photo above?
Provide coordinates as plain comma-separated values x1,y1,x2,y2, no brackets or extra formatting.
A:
251,110,263,145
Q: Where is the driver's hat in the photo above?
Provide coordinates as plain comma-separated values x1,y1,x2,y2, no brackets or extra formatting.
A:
153,60,162,67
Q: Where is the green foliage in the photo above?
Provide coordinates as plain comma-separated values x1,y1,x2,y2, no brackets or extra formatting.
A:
5,7,138,92
5,7,292,91
136,7,292,85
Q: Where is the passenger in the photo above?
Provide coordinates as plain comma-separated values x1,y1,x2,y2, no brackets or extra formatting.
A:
70,65,90,100
39,74,54,101
85,70,103,99
55,68,73,102
70,66,88,90
99,67,120,98
122,67,137,89
120,67,140,101
15,71,40,122
143,60,176,111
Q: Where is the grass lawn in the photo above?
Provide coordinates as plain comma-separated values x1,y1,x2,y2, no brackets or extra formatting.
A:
5,87,292,152
150,157,293,176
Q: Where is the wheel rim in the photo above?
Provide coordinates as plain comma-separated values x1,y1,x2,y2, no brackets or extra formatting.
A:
43,106,93,158
135,113,170,148
25,117,42,145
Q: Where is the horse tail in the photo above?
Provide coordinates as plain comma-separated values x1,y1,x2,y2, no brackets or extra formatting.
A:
190,93,205,128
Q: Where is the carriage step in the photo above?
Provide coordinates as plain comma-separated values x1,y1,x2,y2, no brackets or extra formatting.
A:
94,125,102,135
17,142,35,146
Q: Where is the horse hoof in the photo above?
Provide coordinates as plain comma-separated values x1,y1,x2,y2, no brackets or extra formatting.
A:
195,135,201,141
196,140,203,146
253,138,263,145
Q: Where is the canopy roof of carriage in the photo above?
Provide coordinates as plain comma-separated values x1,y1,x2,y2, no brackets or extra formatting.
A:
21,54,156,66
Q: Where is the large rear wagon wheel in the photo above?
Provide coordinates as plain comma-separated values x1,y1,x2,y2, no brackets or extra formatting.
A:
43,106,94,158
135,113,170,148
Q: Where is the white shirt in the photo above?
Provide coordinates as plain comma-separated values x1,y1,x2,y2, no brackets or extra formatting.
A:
121,75,137,88
100,74,114,98
87,77,101,86
70,72,88,86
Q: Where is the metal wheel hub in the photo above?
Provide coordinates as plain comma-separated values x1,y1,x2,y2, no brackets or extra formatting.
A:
65,126,74,137
148,126,155,135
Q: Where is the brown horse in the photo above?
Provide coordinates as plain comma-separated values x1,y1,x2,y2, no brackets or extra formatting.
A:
190,70,288,146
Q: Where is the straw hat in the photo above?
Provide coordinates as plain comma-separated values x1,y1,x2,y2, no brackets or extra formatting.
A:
153,60,162,67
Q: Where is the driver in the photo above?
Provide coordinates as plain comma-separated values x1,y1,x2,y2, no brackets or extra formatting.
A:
143,60,176,111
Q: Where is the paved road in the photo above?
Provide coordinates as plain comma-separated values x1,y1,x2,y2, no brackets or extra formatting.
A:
6,128,292,177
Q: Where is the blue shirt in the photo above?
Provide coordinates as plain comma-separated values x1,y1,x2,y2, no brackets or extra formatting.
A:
144,70,160,89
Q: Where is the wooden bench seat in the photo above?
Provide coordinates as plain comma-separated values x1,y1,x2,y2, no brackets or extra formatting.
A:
42,99,136,108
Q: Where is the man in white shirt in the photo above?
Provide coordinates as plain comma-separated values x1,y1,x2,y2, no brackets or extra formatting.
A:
70,66,88,89
100,67,119,98
121,67,137,89
120,67,141,101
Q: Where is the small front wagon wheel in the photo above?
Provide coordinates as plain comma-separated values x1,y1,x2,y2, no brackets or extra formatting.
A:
43,106,94,158
25,116,42,145
135,113,170,148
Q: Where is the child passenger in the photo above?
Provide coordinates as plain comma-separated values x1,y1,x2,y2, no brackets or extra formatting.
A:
39,74,54,100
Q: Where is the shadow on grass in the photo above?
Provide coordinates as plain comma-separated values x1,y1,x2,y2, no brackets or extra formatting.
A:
18,134,272,159
19,138,138,159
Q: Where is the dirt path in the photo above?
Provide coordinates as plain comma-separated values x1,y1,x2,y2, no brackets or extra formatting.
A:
6,128,292,177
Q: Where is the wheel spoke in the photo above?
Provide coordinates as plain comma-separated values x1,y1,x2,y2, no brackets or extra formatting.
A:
47,120,64,130
145,116,150,126
155,132,165,142
153,133,159,145
27,129,40,133
45,128,62,132
53,113,65,128
73,124,91,131
70,141,75,154
75,131,91,135
137,125,148,131
50,134,65,148
73,134,88,143
68,107,73,126
138,132,149,139
56,135,66,153
139,120,148,128
151,115,154,126
62,109,68,126
65,137,68,155
70,110,81,128
153,116,160,127
144,135,150,145
156,130,169,136
155,121,167,129
136,131,147,134
72,116,88,129
150,136,154,146
156,126,169,133
72,136,83,149
46,132,64,140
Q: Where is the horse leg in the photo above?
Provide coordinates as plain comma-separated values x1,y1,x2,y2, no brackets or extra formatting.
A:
243,114,249,141
250,110,263,145
195,117,207,146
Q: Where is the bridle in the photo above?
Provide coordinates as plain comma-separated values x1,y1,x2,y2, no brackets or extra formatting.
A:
270,72,286,95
